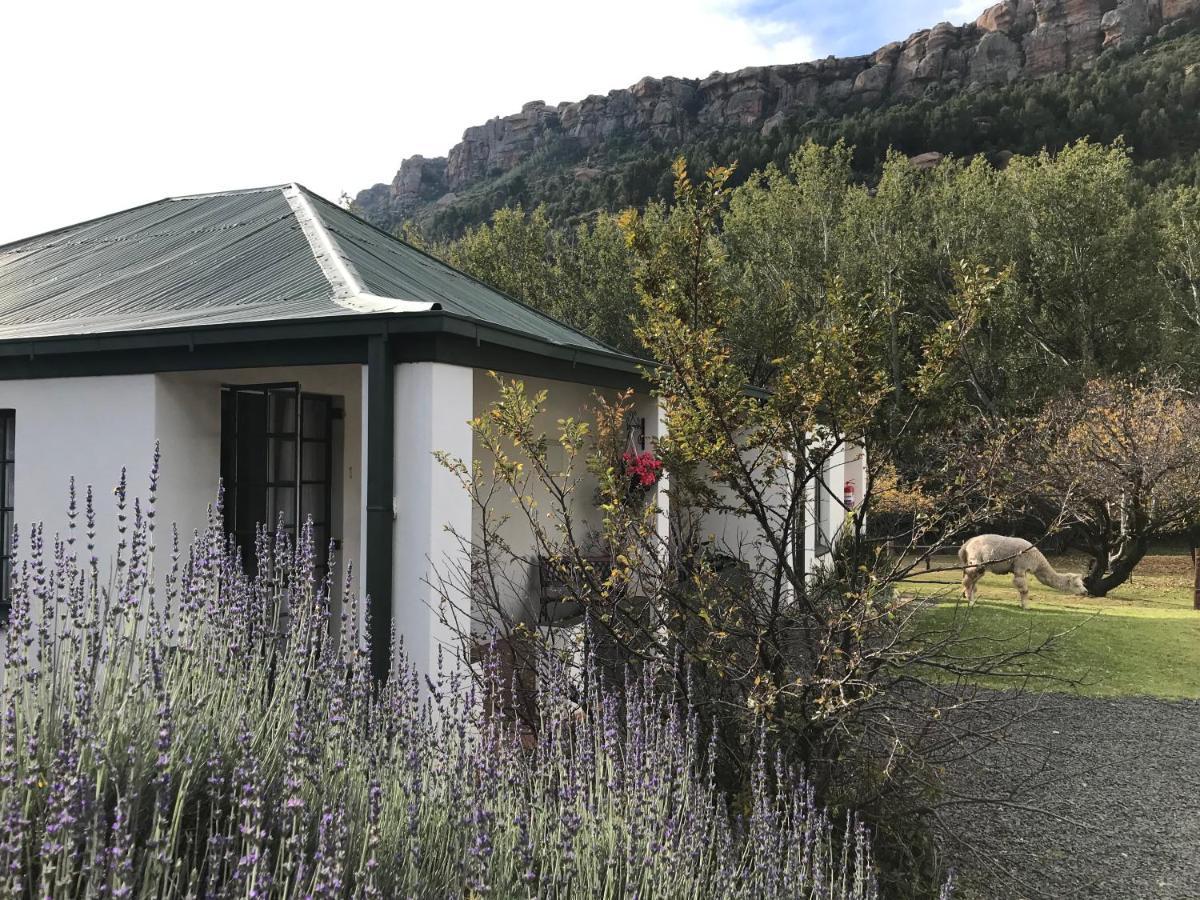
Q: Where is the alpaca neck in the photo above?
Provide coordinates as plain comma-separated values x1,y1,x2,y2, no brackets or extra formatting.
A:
1032,560,1075,592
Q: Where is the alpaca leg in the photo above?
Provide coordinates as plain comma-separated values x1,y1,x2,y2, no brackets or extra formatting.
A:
963,568,982,605
1013,572,1030,610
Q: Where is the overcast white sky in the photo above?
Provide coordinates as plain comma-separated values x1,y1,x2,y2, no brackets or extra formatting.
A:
0,0,992,245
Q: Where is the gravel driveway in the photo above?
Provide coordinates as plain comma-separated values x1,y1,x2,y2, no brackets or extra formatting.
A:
937,693,1200,899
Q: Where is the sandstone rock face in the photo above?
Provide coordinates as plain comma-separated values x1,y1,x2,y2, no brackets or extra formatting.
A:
392,156,447,206
1024,21,1070,75
887,23,972,98
353,155,448,224
971,30,1025,83
1069,0,1115,66
446,101,559,188
909,151,946,169
1163,0,1200,19
356,0,1199,217
1103,0,1159,47
976,0,1039,32
976,0,1015,31
1022,0,1112,75
853,63,893,102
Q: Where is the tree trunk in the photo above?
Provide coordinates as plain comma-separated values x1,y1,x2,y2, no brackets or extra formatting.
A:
1191,537,1200,611
1084,531,1150,597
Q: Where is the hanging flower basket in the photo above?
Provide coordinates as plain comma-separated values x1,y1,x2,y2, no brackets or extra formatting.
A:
621,450,663,504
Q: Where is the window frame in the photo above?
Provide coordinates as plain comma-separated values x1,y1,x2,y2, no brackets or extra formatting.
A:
0,410,13,617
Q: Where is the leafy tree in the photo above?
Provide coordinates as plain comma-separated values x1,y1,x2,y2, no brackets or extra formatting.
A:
437,160,1036,894
1000,140,1161,382
428,205,643,354
1004,379,1200,596
1157,185,1200,378
552,214,642,352
442,205,558,310
623,161,1016,887
721,141,854,383
838,151,941,427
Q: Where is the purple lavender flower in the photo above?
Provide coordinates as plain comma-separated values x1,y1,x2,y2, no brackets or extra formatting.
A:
0,465,905,900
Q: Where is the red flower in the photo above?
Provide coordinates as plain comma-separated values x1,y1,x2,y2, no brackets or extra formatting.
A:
622,450,663,488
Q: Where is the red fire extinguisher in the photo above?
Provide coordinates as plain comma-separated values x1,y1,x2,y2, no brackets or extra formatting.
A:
844,479,857,510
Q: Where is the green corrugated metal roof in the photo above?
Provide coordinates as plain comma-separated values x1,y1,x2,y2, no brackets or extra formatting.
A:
0,183,630,366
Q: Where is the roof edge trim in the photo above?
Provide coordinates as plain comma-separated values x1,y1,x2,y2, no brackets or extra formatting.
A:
334,293,441,314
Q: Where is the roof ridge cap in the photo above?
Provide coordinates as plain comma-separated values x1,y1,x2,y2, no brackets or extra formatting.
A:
169,184,291,201
283,186,439,314
282,184,367,301
300,187,632,358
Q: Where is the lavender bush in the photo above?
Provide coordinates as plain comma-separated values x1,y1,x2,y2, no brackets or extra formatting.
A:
0,462,880,899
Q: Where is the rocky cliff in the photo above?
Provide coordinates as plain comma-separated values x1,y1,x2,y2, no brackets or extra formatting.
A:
356,0,1200,228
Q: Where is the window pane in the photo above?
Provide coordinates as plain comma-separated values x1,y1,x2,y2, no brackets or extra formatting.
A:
813,462,829,555
300,484,327,528
232,393,268,536
269,392,297,435
301,396,329,440
301,442,327,482
267,487,296,530
220,393,237,513
269,439,297,483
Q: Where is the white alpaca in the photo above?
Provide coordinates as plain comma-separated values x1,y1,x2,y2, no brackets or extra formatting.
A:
958,535,1088,609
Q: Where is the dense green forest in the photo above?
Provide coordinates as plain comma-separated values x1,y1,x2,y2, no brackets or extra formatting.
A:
417,139,1199,409
396,30,1200,240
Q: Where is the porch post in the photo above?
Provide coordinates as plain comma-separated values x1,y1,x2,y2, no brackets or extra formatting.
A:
365,334,395,682
649,397,672,560
392,362,474,681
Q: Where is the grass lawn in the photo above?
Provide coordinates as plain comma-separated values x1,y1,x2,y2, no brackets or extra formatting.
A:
903,550,1200,699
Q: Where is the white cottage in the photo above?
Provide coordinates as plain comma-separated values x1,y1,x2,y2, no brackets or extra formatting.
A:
0,184,856,679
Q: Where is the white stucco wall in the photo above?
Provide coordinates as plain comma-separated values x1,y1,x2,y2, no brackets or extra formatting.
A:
471,372,603,629
685,452,793,577
1,366,363,617
154,375,222,545
1,360,663,678
468,371,664,632
0,375,160,573
681,439,865,582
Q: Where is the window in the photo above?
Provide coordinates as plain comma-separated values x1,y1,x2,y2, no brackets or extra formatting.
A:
0,410,13,616
220,386,336,582
813,463,830,557
624,414,646,453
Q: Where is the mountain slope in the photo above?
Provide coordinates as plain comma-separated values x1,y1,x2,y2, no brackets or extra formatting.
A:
355,0,1200,238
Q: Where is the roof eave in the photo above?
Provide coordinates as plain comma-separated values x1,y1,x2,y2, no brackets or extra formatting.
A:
0,309,650,377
